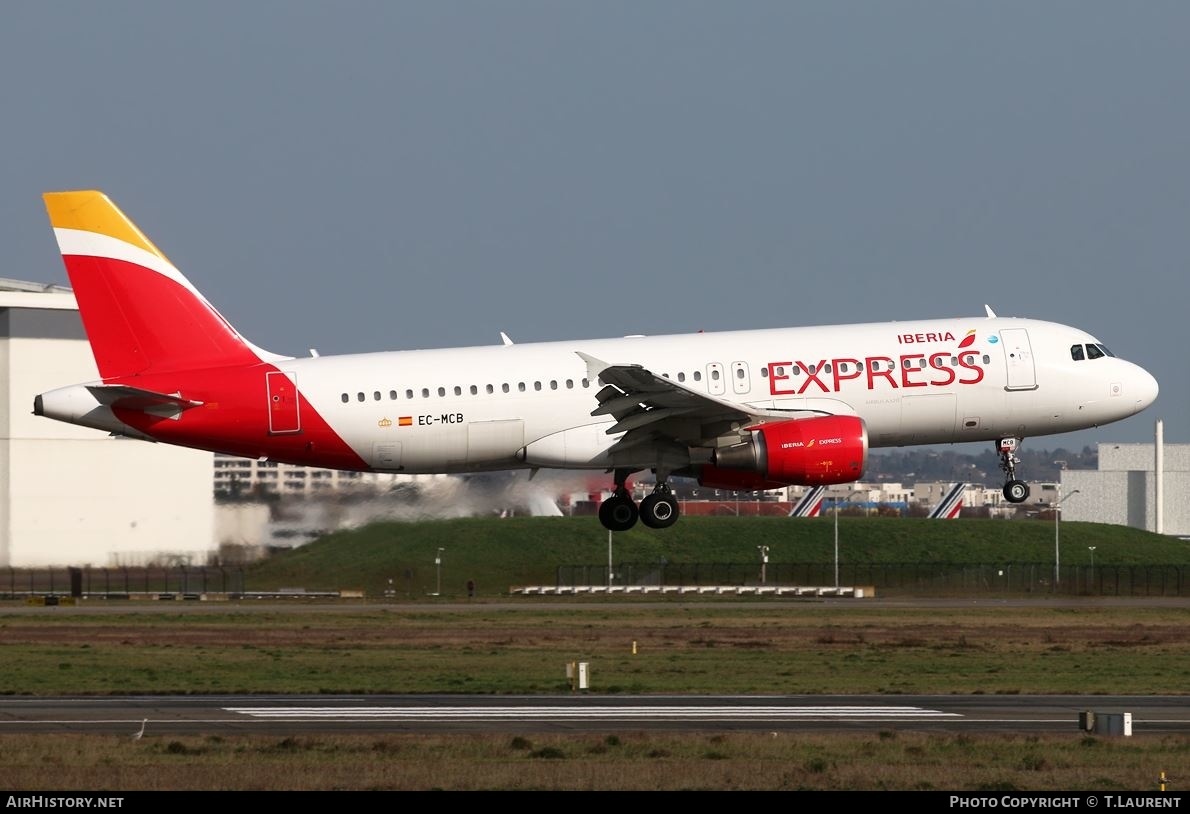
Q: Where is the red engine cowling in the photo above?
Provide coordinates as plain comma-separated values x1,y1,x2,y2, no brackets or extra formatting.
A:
705,415,868,486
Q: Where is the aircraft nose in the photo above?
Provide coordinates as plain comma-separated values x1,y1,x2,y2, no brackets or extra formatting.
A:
1131,364,1159,414
1123,364,1161,416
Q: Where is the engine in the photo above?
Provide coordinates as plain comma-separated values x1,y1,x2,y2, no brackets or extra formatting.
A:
700,415,868,488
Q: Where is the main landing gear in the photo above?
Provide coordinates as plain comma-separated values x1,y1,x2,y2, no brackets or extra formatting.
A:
997,437,1031,503
598,470,681,532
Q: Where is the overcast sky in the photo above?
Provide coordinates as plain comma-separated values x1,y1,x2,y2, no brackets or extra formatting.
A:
2,2,1183,452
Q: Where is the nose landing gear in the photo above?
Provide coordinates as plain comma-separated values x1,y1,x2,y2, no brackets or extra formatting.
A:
997,437,1031,503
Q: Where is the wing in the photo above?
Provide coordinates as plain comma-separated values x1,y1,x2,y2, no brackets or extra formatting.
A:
576,352,847,469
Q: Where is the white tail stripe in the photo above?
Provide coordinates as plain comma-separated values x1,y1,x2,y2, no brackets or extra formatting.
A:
53,228,201,299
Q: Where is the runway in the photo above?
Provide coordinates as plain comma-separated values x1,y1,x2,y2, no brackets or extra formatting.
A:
1,694,1187,735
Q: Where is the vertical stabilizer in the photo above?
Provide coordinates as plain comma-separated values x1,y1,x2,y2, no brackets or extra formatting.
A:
43,191,273,378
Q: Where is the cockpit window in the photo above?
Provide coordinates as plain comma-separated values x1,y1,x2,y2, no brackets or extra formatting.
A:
1071,345,1085,361
1097,344,1115,357
1086,344,1105,360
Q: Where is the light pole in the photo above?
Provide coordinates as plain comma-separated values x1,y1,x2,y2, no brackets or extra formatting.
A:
608,529,613,588
434,547,444,596
1053,488,1079,588
757,545,770,585
833,489,863,588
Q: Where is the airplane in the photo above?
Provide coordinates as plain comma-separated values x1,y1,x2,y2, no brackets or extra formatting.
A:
34,191,1159,532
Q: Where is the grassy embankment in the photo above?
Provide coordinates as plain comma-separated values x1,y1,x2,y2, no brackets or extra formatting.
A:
245,516,1190,597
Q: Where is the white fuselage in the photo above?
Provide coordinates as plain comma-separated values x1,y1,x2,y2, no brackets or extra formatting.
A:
265,316,1156,474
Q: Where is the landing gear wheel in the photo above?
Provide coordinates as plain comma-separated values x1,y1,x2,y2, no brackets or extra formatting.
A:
1003,479,1030,503
639,492,680,529
599,493,638,532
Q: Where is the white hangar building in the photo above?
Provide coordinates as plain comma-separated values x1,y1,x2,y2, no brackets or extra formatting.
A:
1062,424,1189,537
0,279,213,567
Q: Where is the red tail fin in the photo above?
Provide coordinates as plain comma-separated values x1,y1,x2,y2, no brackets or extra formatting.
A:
43,191,271,379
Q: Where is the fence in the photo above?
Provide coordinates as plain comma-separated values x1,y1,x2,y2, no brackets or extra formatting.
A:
0,566,246,599
555,562,1190,597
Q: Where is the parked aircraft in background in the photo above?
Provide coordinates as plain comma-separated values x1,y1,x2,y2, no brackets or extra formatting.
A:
35,191,1158,531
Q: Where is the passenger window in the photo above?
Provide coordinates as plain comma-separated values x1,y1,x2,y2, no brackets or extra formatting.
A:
808,365,816,374
406,389,414,400
678,372,686,382
838,363,848,373
982,354,990,364
470,385,478,395
1071,345,1085,361
534,381,542,391
486,384,494,394
1086,344,1104,360
856,362,864,372
357,392,365,402
438,387,446,397
566,379,574,389
550,380,558,390
389,390,398,400
374,391,381,401
421,388,430,398
518,382,526,392
693,371,702,382
736,368,745,379
502,383,510,393
341,393,349,403
759,368,767,378
711,369,720,380
582,378,590,388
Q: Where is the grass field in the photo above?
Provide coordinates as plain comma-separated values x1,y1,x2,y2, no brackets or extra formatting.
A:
3,604,1189,695
1,731,1186,791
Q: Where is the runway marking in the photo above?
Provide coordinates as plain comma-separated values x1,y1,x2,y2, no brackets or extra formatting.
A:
223,705,961,720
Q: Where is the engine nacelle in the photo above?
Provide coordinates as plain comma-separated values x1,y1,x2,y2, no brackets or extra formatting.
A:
710,415,868,485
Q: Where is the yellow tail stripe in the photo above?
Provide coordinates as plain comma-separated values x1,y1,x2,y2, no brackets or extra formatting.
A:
43,190,167,261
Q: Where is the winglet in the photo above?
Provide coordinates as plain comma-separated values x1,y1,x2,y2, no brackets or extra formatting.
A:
575,351,609,380
984,304,998,318
500,332,514,346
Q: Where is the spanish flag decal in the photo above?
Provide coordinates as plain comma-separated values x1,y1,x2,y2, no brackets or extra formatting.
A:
399,416,413,427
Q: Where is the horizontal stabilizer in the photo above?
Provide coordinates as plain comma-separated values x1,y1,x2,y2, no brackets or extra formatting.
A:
86,384,204,416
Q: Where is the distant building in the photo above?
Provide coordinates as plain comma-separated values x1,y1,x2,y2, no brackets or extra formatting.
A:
213,454,410,497
0,279,213,566
1063,442,1189,535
